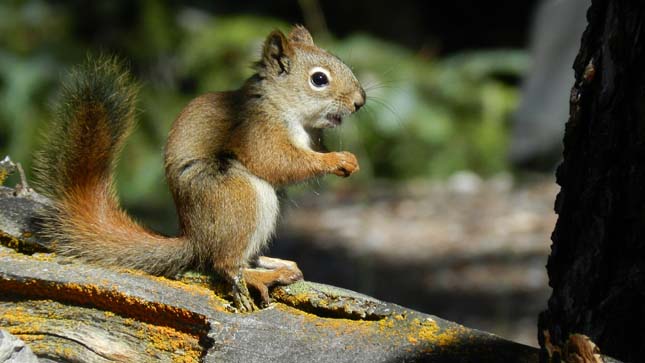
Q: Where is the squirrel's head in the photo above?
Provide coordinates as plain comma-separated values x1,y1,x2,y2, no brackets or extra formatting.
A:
255,26,365,129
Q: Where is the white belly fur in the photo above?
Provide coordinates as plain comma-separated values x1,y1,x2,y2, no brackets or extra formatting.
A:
245,172,279,262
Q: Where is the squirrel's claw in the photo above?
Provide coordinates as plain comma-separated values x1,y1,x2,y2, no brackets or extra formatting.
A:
226,259,303,311
328,151,359,177
244,277,271,308
229,272,258,312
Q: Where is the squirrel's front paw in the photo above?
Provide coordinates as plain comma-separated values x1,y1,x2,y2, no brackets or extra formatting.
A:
328,151,359,177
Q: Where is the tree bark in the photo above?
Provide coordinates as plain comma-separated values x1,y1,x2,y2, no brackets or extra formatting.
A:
539,0,645,361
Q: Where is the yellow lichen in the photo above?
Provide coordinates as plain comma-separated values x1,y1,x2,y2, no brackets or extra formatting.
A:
0,277,210,337
274,301,467,354
0,230,47,254
117,267,229,312
0,169,8,185
1,300,202,362
30,253,55,262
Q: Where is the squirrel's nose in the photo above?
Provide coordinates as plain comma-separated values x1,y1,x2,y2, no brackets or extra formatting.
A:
353,88,366,112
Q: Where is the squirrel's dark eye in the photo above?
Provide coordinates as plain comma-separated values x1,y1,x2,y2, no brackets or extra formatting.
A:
311,72,329,87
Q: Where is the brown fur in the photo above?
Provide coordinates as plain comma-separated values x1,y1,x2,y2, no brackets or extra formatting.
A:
36,27,365,311
35,59,192,276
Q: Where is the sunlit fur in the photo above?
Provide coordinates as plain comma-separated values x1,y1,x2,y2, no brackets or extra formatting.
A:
34,57,192,276
253,26,364,132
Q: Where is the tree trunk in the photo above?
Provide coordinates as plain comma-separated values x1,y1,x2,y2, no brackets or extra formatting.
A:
539,0,645,361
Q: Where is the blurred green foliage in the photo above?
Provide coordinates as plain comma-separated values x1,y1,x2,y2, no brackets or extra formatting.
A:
0,1,527,227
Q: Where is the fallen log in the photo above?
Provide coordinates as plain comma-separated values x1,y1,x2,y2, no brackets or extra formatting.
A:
0,182,539,362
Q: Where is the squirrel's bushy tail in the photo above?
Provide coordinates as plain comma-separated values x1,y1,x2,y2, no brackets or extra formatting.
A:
34,57,191,276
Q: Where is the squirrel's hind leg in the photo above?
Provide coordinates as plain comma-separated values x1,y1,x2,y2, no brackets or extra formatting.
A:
243,264,303,307
226,259,302,310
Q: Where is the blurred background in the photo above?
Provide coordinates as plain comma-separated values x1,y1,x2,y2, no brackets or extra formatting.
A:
0,0,590,347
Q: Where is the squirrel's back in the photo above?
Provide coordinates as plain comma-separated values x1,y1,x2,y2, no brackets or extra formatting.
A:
34,57,192,276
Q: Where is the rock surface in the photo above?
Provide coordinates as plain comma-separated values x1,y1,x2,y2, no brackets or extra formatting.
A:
0,329,39,363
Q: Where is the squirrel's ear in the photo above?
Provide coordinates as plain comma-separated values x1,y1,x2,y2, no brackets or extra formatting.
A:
261,30,293,75
288,25,314,45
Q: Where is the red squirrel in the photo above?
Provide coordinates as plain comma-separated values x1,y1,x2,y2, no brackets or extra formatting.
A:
34,26,365,311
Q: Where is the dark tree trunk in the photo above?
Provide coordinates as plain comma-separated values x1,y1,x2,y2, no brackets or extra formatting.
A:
539,0,645,362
